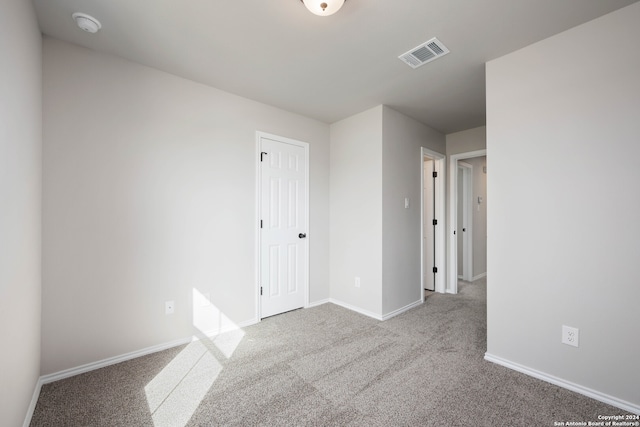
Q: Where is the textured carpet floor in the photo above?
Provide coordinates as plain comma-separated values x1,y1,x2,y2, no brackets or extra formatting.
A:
30,278,627,426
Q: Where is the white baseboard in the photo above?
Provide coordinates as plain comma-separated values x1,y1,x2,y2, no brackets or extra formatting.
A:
484,353,640,415
39,318,258,386
40,337,190,385
328,298,383,321
23,377,44,427
307,298,330,308
23,318,258,426
327,298,423,321
472,272,487,281
381,299,422,321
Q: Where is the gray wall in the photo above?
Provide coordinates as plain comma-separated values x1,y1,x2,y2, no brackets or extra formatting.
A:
0,0,42,424
446,126,486,156
42,39,330,375
329,105,445,318
329,106,383,316
487,2,640,406
381,106,445,315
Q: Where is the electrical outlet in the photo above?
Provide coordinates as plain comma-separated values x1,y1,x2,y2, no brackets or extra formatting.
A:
355,277,361,288
165,300,175,315
562,325,579,347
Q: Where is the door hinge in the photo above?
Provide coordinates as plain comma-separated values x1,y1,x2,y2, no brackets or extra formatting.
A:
260,286,263,296
432,219,438,226
432,171,438,178
432,267,438,273
260,151,268,162
260,220,263,229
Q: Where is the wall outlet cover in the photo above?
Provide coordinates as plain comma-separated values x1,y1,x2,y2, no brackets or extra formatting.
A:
562,325,579,347
165,300,175,315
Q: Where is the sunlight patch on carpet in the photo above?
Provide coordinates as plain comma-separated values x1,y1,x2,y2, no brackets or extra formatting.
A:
145,340,221,426
192,288,245,358
144,289,245,426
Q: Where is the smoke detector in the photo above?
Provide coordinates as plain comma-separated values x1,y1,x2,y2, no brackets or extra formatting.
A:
72,13,102,34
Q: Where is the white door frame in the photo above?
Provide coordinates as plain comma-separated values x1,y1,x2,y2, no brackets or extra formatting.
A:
255,131,310,321
420,147,446,297
458,162,473,282
447,149,486,294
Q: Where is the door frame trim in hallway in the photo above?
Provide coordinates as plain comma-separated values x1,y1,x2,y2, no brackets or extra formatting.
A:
458,161,473,282
447,149,486,294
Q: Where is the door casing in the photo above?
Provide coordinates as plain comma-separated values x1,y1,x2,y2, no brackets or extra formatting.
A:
458,161,473,282
447,149,486,294
420,147,446,296
255,131,310,320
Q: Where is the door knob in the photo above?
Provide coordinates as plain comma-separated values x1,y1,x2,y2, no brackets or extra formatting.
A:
298,233,307,239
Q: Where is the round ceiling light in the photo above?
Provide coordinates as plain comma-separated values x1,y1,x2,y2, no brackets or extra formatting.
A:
72,13,102,33
300,0,346,16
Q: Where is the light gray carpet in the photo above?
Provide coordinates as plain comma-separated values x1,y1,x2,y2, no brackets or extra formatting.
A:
30,278,627,426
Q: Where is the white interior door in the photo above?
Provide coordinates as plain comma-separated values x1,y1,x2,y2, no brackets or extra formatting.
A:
259,135,308,318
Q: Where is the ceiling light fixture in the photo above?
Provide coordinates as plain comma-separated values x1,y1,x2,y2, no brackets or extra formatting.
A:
72,13,101,33
300,0,346,16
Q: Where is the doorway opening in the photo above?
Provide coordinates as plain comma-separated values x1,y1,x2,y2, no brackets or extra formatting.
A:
421,148,446,299
457,161,473,281
447,150,487,294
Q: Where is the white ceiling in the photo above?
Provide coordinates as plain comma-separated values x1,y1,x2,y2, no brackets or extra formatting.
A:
33,0,638,134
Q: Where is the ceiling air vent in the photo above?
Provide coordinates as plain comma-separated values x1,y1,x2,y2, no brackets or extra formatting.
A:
399,37,449,69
